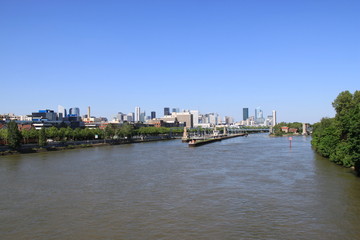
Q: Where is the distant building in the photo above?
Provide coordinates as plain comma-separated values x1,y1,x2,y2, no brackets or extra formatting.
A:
151,111,156,119
243,108,249,121
116,112,124,122
255,107,265,124
289,128,298,133
265,115,273,126
148,119,179,128
281,127,289,133
225,116,234,125
58,105,66,121
171,112,193,128
164,107,170,116
32,109,57,122
208,113,218,126
190,110,199,127
0,113,25,121
135,107,140,122
140,111,145,122
172,108,180,113
69,107,80,116
272,110,277,126
126,113,134,122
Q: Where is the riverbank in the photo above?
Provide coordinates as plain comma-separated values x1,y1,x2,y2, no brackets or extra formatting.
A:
0,136,176,156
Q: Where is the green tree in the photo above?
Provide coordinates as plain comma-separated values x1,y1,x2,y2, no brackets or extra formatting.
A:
7,121,22,150
58,127,67,142
38,128,47,147
104,124,117,139
46,126,59,141
312,90,360,172
65,127,73,141
21,129,30,144
311,118,340,159
116,123,134,139
0,128,8,145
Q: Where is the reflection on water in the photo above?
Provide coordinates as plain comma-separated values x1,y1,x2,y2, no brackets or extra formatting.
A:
1,134,360,240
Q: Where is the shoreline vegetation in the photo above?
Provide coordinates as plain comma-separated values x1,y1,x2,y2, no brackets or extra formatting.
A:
269,122,307,137
311,90,360,174
0,136,176,156
0,124,184,156
0,124,266,156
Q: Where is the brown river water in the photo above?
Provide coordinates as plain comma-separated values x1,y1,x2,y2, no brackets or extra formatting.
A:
1,133,360,240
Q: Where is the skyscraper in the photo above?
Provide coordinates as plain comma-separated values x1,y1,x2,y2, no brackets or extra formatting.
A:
272,110,277,126
255,107,263,120
135,106,140,122
255,107,264,124
243,108,249,121
151,111,156,119
58,105,66,120
164,107,170,116
140,111,145,122
69,107,80,116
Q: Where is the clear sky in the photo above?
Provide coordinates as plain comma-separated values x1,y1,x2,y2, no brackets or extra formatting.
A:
1,0,359,123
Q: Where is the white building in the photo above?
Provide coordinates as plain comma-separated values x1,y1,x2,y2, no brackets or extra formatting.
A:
135,107,140,122
57,105,66,120
272,110,277,126
190,110,199,127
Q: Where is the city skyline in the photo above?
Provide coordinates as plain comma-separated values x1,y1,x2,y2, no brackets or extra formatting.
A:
1,104,277,124
1,104,277,129
1,1,359,123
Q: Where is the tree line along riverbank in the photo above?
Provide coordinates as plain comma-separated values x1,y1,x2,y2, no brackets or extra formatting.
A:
0,123,258,155
0,123,185,154
311,90,360,174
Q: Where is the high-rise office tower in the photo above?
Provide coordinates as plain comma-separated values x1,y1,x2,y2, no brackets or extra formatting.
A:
151,111,156,119
272,110,277,126
69,107,80,116
255,107,266,124
135,107,140,122
255,107,263,120
164,107,170,116
243,108,249,121
140,111,145,122
58,105,66,120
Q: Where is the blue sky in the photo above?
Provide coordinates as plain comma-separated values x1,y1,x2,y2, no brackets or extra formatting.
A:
1,0,359,123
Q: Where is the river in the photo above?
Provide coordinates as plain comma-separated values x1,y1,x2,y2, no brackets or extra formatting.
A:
1,133,360,240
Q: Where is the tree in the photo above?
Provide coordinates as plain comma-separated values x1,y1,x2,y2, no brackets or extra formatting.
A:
116,123,134,139
311,118,340,159
58,127,67,142
7,121,22,150
105,124,117,139
65,127,73,141
0,129,8,145
312,90,360,173
21,129,30,144
38,128,47,147
46,126,59,141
